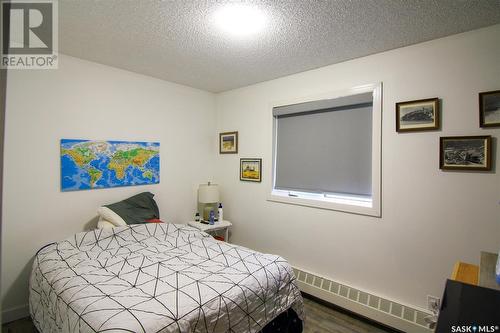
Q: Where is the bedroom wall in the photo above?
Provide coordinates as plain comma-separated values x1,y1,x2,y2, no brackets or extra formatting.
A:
1,55,216,319
215,25,500,311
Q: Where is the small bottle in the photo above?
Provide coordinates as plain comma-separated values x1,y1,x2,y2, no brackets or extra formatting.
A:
218,203,223,223
496,250,500,285
209,210,215,225
195,212,200,222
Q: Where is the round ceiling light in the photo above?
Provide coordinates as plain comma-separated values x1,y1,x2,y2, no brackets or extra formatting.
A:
212,4,267,38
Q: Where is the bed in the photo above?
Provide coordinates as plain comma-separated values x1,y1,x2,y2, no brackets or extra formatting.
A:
29,223,303,332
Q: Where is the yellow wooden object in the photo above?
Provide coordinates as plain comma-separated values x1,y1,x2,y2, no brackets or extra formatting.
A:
451,261,479,285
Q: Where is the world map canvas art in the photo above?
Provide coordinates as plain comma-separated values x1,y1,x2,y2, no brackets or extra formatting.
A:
61,139,160,191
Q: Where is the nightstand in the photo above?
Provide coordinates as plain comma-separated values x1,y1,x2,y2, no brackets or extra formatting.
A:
188,220,232,242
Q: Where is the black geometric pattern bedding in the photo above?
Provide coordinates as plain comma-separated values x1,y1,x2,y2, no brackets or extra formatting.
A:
29,223,303,332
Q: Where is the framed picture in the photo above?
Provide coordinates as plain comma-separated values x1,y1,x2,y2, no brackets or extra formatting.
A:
240,158,262,182
219,131,238,154
479,90,500,128
440,136,492,171
396,98,440,132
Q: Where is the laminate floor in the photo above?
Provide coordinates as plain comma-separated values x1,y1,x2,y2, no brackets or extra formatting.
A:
2,316,37,333
2,296,395,333
302,297,395,333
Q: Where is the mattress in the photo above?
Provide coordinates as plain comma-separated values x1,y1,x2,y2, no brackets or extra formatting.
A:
29,223,303,332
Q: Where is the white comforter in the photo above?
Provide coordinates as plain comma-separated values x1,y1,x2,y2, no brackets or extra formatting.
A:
30,223,303,333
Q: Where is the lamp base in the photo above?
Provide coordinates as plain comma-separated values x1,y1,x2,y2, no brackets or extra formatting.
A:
199,202,219,221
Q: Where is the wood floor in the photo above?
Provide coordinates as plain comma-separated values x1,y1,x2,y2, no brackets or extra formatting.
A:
302,296,395,333
2,316,37,333
2,296,395,333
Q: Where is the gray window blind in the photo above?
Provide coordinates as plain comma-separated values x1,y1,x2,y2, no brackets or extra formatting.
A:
273,92,373,196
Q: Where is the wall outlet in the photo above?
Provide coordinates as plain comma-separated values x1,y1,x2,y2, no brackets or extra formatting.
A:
427,295,441,313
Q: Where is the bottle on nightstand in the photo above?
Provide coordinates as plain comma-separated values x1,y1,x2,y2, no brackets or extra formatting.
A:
209,210,215,225
496,250,500,285
218,203,223,223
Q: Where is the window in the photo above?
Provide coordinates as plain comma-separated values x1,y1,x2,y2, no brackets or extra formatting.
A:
269,83,382,216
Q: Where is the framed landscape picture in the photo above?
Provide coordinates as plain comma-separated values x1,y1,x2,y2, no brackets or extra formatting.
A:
439,136,492,171
219,131,238,154
479,90,500,128
396,98,440,132
240,158,262,182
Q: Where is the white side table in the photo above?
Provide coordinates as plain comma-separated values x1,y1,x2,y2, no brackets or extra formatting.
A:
188,220,232,242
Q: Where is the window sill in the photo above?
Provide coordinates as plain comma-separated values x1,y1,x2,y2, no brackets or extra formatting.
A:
267,190,381,217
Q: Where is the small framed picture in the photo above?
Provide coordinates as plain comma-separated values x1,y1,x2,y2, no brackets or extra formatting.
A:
219,131,238,154
479,90,500,128
240,158,262,182
396,98,440,132
440,136,492,171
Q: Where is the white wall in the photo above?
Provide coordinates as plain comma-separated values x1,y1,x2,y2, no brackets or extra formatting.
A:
1,55,216,316
215,25,500,310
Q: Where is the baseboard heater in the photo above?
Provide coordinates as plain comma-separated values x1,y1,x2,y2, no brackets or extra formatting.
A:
293,267,433,333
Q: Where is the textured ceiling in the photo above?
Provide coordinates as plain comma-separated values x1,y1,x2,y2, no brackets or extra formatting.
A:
60,0,500,92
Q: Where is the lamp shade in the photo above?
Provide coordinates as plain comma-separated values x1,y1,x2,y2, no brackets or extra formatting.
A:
198,183,220,203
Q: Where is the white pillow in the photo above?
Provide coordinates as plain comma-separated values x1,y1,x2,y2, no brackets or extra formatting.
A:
97,218,116,229
97,206,127,227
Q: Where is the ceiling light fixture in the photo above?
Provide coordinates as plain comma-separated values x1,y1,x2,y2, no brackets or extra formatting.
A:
212,4,267,38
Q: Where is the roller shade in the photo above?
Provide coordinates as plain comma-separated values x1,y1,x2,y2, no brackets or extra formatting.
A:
274,92,373,196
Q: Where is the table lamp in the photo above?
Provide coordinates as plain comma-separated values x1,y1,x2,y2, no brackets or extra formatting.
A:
198,182,219,221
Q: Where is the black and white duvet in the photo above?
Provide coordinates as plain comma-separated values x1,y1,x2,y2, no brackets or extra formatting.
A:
30,223,303,333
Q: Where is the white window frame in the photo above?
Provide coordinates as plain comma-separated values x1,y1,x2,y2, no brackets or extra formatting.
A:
268,83,382,217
